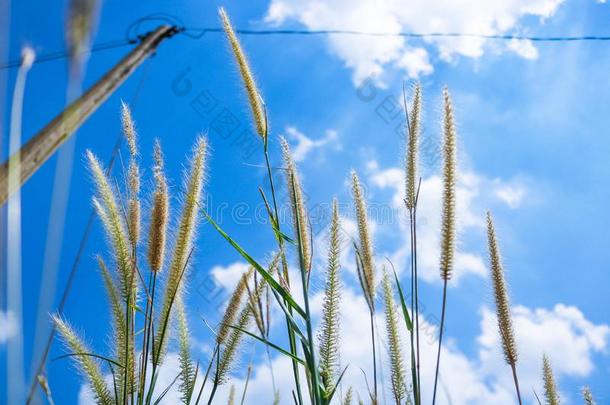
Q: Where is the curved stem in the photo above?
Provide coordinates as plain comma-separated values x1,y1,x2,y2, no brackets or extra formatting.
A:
369,311,377,403
432,279,448,405
510,362,523,405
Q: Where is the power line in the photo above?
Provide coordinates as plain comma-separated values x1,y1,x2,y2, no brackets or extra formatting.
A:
0,39,135,70
183,27,610,42
2,16,610,70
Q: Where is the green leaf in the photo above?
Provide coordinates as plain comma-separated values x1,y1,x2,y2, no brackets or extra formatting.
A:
229,325,305,365
204,210,307,319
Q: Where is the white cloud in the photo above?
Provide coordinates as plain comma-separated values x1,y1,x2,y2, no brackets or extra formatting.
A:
211,261,251,291
493,179,527,209
282,126,339,162
0,310,17,344
366,162,531,284
205,280,609,405
264,0,564,84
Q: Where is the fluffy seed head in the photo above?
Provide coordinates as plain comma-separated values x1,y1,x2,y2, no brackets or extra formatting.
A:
121,101,137,158
87,150,132,297
405,82,422,210
147,141,169,273
156,136,207,362
281,138,311,274
486,211,518,366
215,271,268,384
543,354,560,405
217,269,250,345
219,7,267,140
583,386,595,405
439,87,457,281
52,315,113,405
318,200,342,389
352,171,376,304
343,387,353,405
382,270,407,404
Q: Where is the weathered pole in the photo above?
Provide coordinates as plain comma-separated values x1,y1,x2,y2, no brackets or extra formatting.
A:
0,24,177,205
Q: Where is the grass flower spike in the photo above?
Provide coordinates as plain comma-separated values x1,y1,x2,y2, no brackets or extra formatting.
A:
318,200,342,390
156,136,207,363
121,102,140,247
439,87,457,281
147,140,169,273
87,150,132,298
543,354,560,405
583,386,595,405
405,82,422,211
352,171,375,304
382,270,407,405
219,7,267,140
217,269,251,345
52,315,113,405
486,211,522,404
433,87,458,405
281,138,311,274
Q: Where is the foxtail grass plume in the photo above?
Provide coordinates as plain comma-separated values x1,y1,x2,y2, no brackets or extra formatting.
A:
52,315,113,405
405,82,422,211
87,150,132,298
216,271,269,384
281,138,311,273
486,212,518,366
156,137,207,363
382,270,407,405
121,102,141,247
543,354,560,405
219,7,267,140
582,386,595,405
318,200,342,390
97,257,126,360
343,387,353,405
352,171,376,304
439,87,457,281
147,140,169,273
176,296,195,403
217,269,251,345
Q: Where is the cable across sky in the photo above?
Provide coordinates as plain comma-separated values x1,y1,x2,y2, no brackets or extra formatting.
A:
2,15,610,70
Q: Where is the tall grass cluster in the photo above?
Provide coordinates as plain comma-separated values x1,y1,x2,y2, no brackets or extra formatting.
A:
47,7,600,405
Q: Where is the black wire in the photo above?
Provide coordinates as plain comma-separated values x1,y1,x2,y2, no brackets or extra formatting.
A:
183,27,610,42
0,39,135,70
3,12,610,71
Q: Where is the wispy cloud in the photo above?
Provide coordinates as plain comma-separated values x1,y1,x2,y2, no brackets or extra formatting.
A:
264,0,564,85
281,126,340,162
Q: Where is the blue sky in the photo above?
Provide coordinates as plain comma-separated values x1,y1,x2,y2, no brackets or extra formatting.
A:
2,0,610,404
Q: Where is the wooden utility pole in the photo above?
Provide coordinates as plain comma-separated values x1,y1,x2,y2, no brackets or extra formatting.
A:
0,24,178,205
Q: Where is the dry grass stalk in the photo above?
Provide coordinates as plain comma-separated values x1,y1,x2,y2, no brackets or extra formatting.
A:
583,386,595,405
156,136,207,362
318,200,342,390
486,212,518,365
351,171,375,304
219,7,267,140
543,354,560,405
382,270,407,405
52,315,113,405
439,87,457,281
147,140,169,273
405,83,422,211
87,151,132,298
281,138,311,273
121,102,141,247
217,269,251,345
